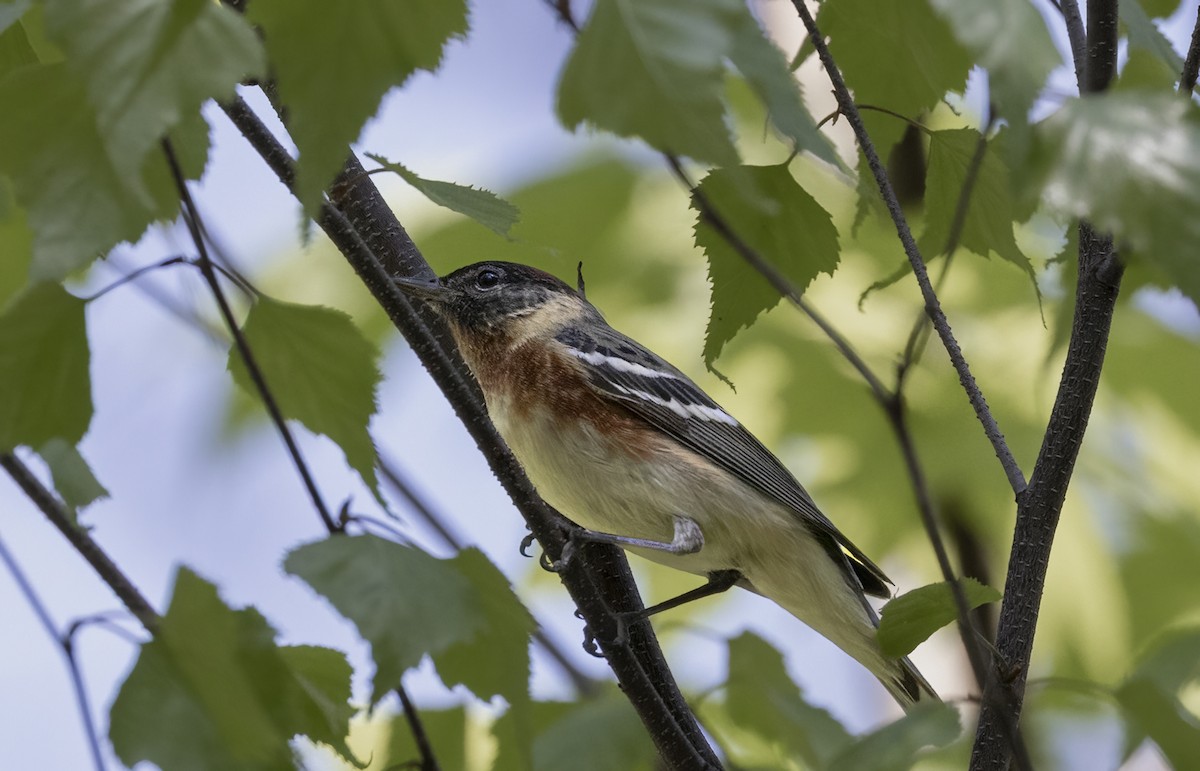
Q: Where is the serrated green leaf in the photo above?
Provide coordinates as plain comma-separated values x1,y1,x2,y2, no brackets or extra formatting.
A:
725,632,852,768
0,282,90,450
829,701,961,771
877,578,1001,658
820,0,971,154
920,129,1036,285
365,154,519,237
109,568,357,771
1120,0,1183,74
929,0,1060,125
1026,92,1200,306
227,297,383,503
695,164,840,365
247,0,468,213
727,6,838,167
43,0,261,185
36,438,107,516
532,693,656,771
557,0,741,165
284,535,534,706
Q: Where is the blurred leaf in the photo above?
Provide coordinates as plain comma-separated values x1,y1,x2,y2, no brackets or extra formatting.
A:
0,5,38,77
557,0,740,165
43,0,261,185
247,0,468,213
365,154,519,237
694,164,840,365
36,438,107,517
0,0,30,31
384,707,467,771
1120,0,1183,74
532,693,656,771
725,632,852,767
1128,627,1200,693
1026,92,1200,305
109,568,356,771
1116,47,1179,91
726,7,838,167
819,0,971,154
929,0,1060,124
829,701,962,771
1140,0,1184,16
1119,514,1200,646
284,535,534,707
227,297,383,503
878,578,1001,657
0,282,90,451
1117,678,1200,769
920,129,1037,286
0,202,31,307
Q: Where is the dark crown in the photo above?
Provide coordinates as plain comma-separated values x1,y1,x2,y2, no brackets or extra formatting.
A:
436,261,586,330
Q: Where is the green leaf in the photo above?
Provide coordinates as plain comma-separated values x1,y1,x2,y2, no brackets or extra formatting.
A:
0,282,90,450
1119,515,1200,647
1117,678,1200,770
726,6,838,167
724,632,852,768
1120,0,1183,75
247,0,468,213
385,707,467,771
227,297,383,503
109,568,356,771
0,202,32,307
365,154,519,237
36,438,108,517
819,0,971,154
929,0,1060,124
0,1,31,33
694,164,840,365
557,0,741,165
283,535,534,706
1026,92,1200,306
43,0,262,182
532,694,656,771
829,702,961,771
919,129,1036,283
877,578,1001,657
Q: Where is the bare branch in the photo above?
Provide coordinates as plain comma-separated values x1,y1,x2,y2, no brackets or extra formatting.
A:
1058,0,1087,92
396,683,441,771
1181,1,1200,95
789,0,1028,497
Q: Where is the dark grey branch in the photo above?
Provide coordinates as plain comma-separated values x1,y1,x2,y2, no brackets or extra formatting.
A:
1058,0,1087,92
1180,1,1200,95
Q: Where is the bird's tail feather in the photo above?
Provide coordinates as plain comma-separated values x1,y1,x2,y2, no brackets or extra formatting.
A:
879,654,940,711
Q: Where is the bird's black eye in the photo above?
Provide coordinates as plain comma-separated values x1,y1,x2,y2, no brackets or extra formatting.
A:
473,268,501,291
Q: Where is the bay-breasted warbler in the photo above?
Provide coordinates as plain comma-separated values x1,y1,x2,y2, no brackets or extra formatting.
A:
398,260,936,708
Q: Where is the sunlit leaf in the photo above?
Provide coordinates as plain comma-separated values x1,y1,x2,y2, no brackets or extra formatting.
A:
227,297,383,503
284,535,534,706
36,438,107,517
557,0,740,165
247,0,468,212
109,568,356,771
43,0,261,181
0,282,90,450
724,632,852,767
365,154,519,237
829,701,961,771
929,0,1060,124
877,578,1001,657
1026,92,1200,305
695,164,840,365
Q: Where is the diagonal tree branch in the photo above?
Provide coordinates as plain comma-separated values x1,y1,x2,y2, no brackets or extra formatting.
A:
1180,0,1200,95
790,0,1028,497
219,95,720,770
970,0,1123,767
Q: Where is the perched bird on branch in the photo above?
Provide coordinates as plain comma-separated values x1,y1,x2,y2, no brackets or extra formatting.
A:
398,260,936,708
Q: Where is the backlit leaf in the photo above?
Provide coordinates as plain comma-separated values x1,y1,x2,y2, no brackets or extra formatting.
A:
878,578,1001,657
829,702,961,771
36,438,108,517
366,154,519,237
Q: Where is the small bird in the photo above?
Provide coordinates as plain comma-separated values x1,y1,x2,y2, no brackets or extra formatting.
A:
398,260,936,708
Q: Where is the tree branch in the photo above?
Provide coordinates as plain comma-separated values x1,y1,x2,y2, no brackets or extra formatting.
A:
970,0,1123,766
1180,0,1200,95
219,96,720,769
790,0,1028,497
1058,0,1088,92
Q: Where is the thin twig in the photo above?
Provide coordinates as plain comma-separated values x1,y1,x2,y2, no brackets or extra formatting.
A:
160,139,340,535
1180,1,1200,95
0,454,159,630
81,256,188,302
0,531,108,771
396,683,440,771
789,0,1027,497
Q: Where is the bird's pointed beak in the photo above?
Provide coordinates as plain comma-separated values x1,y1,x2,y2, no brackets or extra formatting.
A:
393,273,448,304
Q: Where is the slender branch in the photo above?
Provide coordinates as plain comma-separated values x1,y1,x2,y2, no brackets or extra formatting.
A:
220,96,720,769
970,0,1123,767
161,139,340,535
1058,0,1087,93
0,531,108,771
396,683,440,771
1,454,159,630
377,456,598,696
81,256,188,302
1180,1,1200,95
790,0,1028,497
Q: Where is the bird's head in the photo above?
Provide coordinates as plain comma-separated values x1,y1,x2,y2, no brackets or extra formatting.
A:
395,261,596,340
